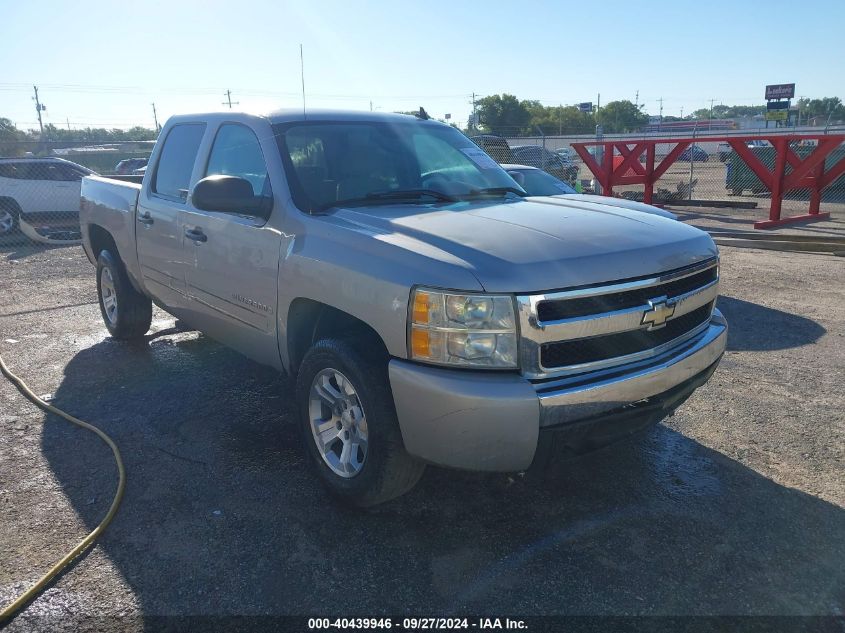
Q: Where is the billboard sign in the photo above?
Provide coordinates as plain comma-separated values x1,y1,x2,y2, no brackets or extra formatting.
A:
767,100,790,110
577,102,593,112
765,110,788,121
765,83,795,100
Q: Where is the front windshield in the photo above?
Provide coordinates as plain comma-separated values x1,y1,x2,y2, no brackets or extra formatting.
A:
510,168,576,196
274,120,524,212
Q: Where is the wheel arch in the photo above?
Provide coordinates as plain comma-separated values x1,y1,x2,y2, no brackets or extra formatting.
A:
0,196,22,213
286,298,390,375
87,224,146,295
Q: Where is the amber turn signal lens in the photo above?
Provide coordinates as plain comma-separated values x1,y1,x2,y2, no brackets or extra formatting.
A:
412,291,431,324
410,328,431,357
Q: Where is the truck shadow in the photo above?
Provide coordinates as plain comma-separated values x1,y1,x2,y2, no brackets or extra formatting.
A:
717,295,825,351
35,330,844,618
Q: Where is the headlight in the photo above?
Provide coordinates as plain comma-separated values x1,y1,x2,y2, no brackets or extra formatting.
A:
409,287,517,368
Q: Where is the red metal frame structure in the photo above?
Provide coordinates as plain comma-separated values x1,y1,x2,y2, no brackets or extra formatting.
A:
571,134,845,229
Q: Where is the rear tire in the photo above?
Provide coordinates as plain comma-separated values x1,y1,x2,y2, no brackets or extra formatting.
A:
96,249,152,340
296,338,425,507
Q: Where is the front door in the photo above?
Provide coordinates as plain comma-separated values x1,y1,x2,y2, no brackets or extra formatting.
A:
136,123,206,311
180,123,282,367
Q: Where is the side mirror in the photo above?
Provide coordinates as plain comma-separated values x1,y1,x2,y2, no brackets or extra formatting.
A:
191,175,268,216
507,171,526,187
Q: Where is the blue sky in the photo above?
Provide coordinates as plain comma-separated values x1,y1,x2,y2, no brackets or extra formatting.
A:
1,0,842,131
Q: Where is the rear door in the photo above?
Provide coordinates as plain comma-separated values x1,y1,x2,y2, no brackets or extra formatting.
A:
136,123,206,310
16,162,66,214
179,122,282,366
52,163,89,214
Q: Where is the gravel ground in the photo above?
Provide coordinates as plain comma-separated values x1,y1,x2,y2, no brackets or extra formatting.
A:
0,238,843,631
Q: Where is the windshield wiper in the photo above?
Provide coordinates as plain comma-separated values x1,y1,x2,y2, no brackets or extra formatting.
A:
463,186,526,198
365,189,458,202
315,189,457,212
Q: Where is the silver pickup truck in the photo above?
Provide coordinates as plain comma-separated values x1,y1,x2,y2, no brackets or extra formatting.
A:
80,110,727,506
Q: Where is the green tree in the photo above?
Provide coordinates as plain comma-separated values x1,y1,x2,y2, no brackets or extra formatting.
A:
476,94,532,135
0,117,27,156
796,97,845,123
595,100,648,133
690,104,766,120
526,103,595,135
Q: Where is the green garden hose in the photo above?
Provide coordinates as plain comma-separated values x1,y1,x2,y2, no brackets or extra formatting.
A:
0,350,125,623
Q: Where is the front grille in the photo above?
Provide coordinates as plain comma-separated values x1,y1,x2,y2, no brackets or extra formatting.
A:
540,302,713,369
537,265,717,321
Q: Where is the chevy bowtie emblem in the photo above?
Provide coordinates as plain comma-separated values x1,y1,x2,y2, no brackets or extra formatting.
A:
641,298,676,330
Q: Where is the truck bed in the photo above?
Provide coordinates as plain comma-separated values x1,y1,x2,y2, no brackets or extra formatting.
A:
80,175,143,268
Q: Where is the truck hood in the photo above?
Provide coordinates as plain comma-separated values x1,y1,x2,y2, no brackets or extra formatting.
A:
549,194,678,220
330,198,717,293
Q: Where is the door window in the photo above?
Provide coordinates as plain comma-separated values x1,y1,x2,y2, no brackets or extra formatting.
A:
152,124,206,202
0,163,23,179
53,164,88,181
205,124,271,199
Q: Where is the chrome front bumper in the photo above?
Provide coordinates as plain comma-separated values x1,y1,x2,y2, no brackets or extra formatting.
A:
389,310,727,472
535,309,727,427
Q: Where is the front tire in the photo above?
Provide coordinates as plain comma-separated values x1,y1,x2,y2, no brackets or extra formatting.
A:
296,338,425,507
96,249,152,339
0,203,19,237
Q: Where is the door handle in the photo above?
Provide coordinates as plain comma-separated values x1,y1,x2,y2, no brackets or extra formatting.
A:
137,212,154,226
184,227,208,243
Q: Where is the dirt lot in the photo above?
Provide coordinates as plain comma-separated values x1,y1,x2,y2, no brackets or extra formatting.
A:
1,234,843,630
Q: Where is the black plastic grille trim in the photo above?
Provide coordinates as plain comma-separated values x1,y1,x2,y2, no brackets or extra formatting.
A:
540,302,714,369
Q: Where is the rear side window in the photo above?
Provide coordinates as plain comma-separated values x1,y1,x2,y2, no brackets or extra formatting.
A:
53,164,88,181
0,163,23,179
152,124,206,201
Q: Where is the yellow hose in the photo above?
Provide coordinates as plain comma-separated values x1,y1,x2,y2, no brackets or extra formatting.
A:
0,350,125,623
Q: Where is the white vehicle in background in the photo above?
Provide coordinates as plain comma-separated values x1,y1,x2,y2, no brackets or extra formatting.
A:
0,157,94,241
503,164,678,220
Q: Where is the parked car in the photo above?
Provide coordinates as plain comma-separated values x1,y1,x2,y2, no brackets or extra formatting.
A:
115,157,148,174
469,134,514,164
80,110,726,506
504,164,677,220
554,147,574,162
718,139,769,162
511,145,579,184
679,145,709,162
0,157,94,239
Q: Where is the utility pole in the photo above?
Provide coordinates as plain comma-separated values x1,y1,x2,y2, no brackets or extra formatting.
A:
471,92,478,130
559,103,562,136
151,102,160,132
658,96,664,131
32,85,45,136
300,44,306,117
635,89,639,108
596,93,600,115
66,118,71,131
680,106,684,119
708,98,716,129
222,90,239,109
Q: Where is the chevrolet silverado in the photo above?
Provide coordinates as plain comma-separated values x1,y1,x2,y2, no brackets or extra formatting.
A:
80,110,727,506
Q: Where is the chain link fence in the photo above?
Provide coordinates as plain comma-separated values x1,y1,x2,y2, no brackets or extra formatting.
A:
2,127,844,258
474,126,845,222
0,141,153,251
